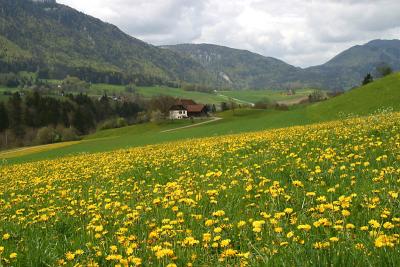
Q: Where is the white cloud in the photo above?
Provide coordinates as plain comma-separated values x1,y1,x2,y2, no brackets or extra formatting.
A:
57,0,400,67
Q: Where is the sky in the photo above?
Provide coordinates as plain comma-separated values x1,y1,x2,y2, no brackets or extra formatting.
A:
57,0,400,67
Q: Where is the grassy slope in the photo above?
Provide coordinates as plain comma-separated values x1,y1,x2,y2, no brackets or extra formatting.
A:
305,73,400,120
136,86,226,104
218,89,314,103
67,83,312,104
3,73,400,164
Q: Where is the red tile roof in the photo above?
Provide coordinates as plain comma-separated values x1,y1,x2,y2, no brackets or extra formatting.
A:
177,99,197,106
186,104,205,113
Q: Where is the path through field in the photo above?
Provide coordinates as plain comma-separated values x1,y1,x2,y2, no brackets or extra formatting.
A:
277,96,309,105
217,94,255,106
161,117,222,133
0,141,80,159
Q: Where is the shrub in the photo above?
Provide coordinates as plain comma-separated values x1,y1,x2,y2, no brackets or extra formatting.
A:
275,104,289,111
308,90,326,103
150,110,164,123
254,98,275,109
57,126,80,141
36,127,60,144
98,118,128,130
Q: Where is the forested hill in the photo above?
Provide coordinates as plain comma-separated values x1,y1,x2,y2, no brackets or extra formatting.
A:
0,0,216,86
163,40,400,90
300,39,400,90
1,0,399,90
161,43,299,89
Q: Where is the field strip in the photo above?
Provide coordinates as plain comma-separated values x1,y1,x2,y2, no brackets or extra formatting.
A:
277,96,309,105
0,141,80,159
217,94,255,106
161,117,222,133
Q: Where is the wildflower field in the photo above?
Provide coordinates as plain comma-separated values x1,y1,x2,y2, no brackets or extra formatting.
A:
0,112,399,266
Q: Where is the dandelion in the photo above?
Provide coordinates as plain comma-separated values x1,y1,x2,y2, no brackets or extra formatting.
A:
220,239,231,247
2,233,10,240
65,251,75,261
383,222,394,229
375,235,396,248
297,224,311,231
369,220,381,229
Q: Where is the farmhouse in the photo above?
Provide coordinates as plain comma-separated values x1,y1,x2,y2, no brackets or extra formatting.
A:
169,99,207,119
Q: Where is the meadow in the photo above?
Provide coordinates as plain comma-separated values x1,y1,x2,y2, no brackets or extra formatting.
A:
217,88,314,104
88,84,312,105
3,72,400,164
0,111,399,266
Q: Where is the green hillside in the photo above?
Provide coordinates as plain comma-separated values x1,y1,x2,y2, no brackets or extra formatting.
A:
1,0,399,90
218,89,314,104
3,72,400,164
305,72,400,120
0,0,215,85
162,43,298,89
165,40,400,90
55,82,310,105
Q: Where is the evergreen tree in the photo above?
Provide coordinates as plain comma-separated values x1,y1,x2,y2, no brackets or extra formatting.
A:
7,93,24,137
0,102,9,132
362,73,374,85
377,65,393,77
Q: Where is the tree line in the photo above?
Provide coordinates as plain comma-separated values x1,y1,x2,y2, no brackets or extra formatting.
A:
0,91,142,149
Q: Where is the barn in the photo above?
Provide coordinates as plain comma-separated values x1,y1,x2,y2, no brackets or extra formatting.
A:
169,99,208,119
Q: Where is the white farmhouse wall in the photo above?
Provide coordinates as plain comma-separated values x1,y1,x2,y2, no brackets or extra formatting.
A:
169,110,187,119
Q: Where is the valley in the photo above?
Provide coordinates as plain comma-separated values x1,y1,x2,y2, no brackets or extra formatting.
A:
0,1,399,266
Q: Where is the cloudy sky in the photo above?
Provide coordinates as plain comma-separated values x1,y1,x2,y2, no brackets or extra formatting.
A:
57,0,400,67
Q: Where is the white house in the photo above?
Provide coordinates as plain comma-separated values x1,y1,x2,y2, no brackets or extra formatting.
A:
169,105,188,119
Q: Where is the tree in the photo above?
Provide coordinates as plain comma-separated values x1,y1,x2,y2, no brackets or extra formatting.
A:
229,98,238,114
308,90,325,103
150,110,164,123
362,73,374,85
125,83,137,93
97,93,112,121
0,102,9,132
72,106,95,134
220,102,229,111
7,93,24,137
62,76,89,92
148,96,176,115
376,65,392,77
254,97,273,109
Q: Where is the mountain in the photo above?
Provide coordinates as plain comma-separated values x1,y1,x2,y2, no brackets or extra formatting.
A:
0,0,399,90
0,0,215,85
164,40,400,90
161,43,299,89
300,39,400,90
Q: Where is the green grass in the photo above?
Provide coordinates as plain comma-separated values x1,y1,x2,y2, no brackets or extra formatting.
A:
17,81,311,105
1,111,399,266
89,83,127,94
84,84,311,105
0,86,17,102
136,86,227,104
3,72,400,164
218,88,315,103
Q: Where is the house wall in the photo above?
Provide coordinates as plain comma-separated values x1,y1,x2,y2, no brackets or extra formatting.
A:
169,110,187,119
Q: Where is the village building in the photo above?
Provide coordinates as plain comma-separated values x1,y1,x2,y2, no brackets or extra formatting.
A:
169,99,208,119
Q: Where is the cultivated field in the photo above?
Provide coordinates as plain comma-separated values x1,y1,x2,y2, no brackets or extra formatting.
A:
0,112,399,266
